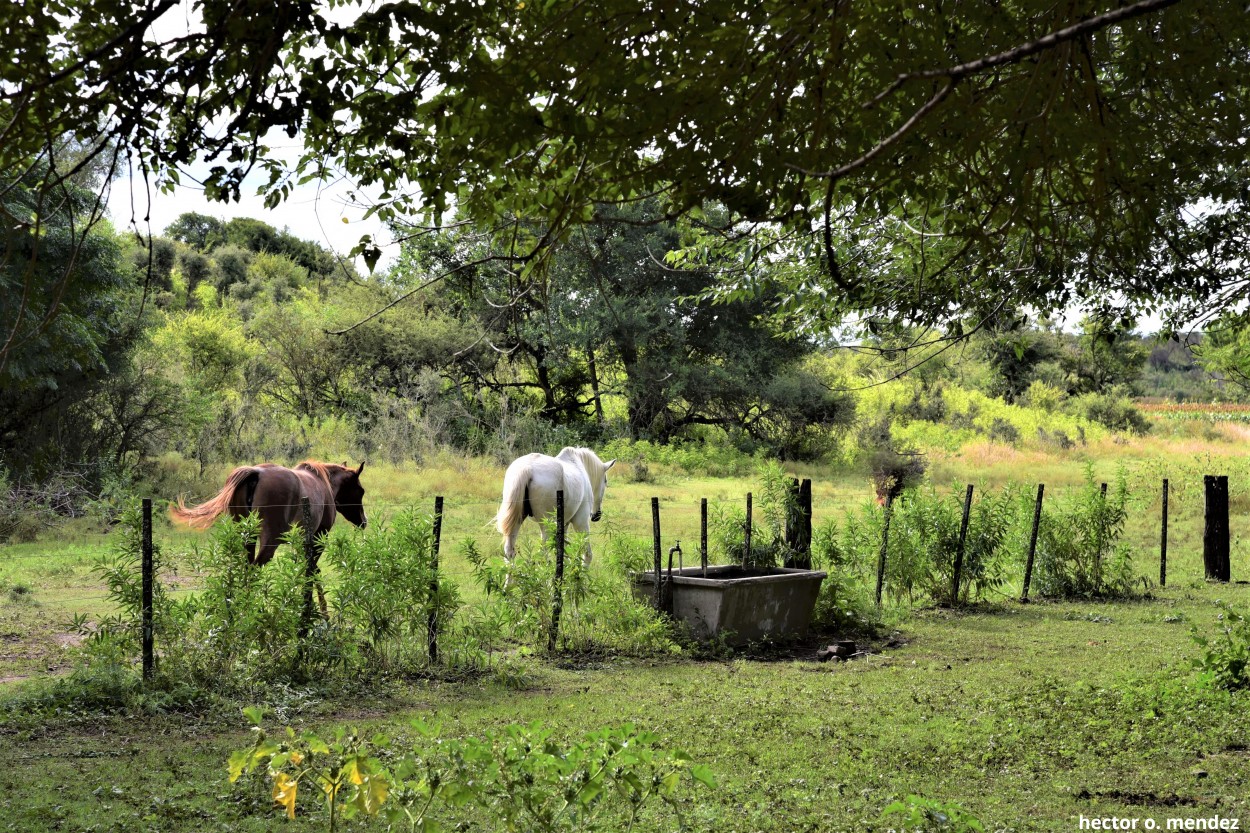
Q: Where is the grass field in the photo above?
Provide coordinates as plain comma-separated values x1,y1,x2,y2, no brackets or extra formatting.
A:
2,428,1250,831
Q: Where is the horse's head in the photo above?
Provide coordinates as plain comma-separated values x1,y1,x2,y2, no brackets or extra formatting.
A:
590,456,616,523
332,462,368,529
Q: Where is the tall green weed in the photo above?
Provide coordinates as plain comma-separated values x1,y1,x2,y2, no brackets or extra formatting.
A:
325,510,460,673
1031,466,1138,598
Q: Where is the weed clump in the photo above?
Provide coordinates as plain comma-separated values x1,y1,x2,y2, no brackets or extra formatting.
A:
1030,465,1141,600
1192,603,1250,691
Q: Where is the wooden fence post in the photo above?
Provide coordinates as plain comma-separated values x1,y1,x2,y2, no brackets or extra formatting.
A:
141,498,154,680
1204,475,1230,582
785,479,813,569
1094,482,1108,591
784,477,800,566
298,496,315,641
875,492,894,609
744,492,753,567
1160,478,1169,588
950,484,974,606
1021,484,1044,602
700,498,708,577
652,497,663,610
429,496,443,664
548,490,565,653
799,478,813,569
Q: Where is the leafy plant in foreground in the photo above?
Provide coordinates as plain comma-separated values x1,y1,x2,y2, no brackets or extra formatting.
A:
229,710,716,832
1192,603,1250,691
84,499,172,651
882,794,984,832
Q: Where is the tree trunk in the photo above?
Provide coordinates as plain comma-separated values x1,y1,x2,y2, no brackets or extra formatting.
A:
587,348,605,426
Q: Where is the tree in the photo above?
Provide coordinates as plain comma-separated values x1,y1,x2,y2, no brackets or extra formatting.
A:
1195,317,1250,394
164,212,225,251
1065,317,1148,395
8,0,1249,335
397,201,854,455
0,157,146,477
980,320,1064,404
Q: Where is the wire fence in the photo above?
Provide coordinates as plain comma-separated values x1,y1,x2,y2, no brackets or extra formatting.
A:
3,473,1245,612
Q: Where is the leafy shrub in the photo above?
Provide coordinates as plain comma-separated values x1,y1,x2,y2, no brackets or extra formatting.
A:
897,387,948,423
325,509,460,673
162,517,321,690
1192,603,1250,691
859,417,927,504
85,501,173,650
706,460,808,569
882,795,984,832
1031,466,1139,599
883,485,1016,605
229,713,715,833
1036,427,1075,450
462,528,677,657
809,515,879,631
1069,391,1150,434
1020,379,1066,413
987,417,1021,445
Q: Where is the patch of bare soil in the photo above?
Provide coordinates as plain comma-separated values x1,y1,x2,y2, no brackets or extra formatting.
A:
733,626,908,663
0,604,84,685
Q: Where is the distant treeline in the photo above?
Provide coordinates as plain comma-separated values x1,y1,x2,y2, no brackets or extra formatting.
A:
1,195,1240,517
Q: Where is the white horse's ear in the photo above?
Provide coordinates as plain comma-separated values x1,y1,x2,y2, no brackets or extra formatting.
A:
604,459,616,470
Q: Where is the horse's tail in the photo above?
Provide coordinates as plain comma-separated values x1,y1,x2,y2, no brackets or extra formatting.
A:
495,461,531,537
170,467,261,530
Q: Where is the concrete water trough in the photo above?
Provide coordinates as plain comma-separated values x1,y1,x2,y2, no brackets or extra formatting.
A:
633,565,827,646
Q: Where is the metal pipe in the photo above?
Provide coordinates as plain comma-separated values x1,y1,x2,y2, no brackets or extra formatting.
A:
668,541,683,575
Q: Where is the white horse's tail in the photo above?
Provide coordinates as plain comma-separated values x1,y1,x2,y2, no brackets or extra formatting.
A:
495,461,531,537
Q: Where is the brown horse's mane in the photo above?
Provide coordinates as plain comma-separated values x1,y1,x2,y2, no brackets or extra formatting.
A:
296,460,337,491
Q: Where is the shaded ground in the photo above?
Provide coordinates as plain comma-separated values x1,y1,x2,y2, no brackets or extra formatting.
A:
0,599,82,684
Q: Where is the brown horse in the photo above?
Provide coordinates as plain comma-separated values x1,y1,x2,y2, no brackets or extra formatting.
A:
171,460,367,567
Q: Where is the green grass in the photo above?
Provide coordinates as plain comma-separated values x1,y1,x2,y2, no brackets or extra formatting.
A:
4,434,1250,830
1,589,1247,831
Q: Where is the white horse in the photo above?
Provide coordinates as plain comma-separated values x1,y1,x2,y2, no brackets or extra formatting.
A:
495,447,616,565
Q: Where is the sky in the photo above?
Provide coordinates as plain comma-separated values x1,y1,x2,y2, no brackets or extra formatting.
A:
105,158,397,274
101,0,399,273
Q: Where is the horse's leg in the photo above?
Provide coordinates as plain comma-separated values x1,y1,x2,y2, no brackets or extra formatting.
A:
501,523,520,591
503,524,519,562
313,540,328,618
253,528,281,566
570,513,593,567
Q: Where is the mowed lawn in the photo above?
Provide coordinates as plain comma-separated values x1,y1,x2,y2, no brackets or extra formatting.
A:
2,432,1250,831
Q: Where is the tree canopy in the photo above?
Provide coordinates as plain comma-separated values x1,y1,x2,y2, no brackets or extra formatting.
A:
4,0,1248,337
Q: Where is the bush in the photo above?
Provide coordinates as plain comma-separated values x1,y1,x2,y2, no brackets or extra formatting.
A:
326,509,458,673
881,484,1017,606
1020,379,1066,413
1192,603,1250,691
461,527,678,658
1069,391,1150,434
162,517,321,691
1031,466,1139,599
987,417,1021,445
230,715,715,832
809,515,879,631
